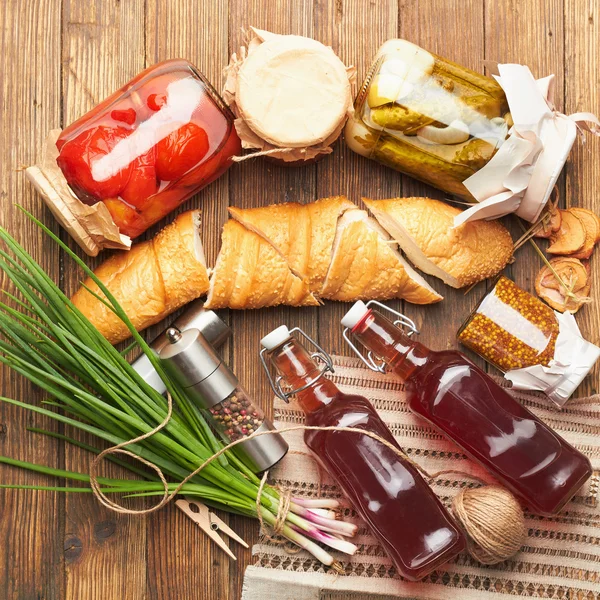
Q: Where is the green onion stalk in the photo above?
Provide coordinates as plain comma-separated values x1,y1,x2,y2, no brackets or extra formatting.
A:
0,209,357,566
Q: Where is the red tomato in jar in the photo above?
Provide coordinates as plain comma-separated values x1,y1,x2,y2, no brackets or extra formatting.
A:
120,146,159,210
146,93,168,112
127,72,180,121
137,187,189,228
110,107,137,127
177,127,241,188
155,122,210,182
57,125,133,202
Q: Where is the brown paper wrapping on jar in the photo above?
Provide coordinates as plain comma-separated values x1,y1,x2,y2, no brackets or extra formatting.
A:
25,130,131,257
223,27,356,163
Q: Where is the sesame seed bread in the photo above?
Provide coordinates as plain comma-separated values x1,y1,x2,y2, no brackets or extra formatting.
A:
71,210,210,344
321,209,442,304
363,197,513,288
228,195,356,292
204,219,319,309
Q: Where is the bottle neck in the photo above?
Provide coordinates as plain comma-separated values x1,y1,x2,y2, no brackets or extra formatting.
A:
268,337,339,414
352,310,429,380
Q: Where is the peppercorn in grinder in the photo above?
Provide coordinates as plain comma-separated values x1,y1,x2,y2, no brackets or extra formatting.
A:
159,327,288,473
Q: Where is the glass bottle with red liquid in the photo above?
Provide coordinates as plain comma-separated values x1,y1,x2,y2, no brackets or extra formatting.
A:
259,325,465,581
56,59,241,239
341,301,592,516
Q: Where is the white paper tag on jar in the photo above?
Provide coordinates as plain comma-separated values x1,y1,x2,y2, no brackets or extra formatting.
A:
505,311,600,407
454,64,600,227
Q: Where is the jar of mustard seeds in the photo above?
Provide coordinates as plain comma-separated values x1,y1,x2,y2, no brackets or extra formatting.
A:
345,40,510,199
457,276,600,407
457,276,559,372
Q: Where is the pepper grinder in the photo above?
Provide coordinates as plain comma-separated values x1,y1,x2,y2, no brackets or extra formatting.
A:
131,300,231,394
158,327,288,473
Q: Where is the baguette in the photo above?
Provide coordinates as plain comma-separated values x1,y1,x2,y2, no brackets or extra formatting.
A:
363,197,513,288
204,219,319,309
228,195,355,291
71,210,210,344
208,197,442,308
321,209,442,303
73,195,511,344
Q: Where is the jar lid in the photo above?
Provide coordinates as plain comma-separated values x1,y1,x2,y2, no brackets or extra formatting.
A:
341,301,369,330
237,32,351,147
455,64,599,226
224,28,355,161
260,325,292,351
159,328,222,385
158,327,239,407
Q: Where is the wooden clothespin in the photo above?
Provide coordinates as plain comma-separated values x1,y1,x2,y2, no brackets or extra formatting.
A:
176,497,249,560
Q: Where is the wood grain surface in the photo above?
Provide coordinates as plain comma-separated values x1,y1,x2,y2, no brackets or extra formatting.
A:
0,1,598,599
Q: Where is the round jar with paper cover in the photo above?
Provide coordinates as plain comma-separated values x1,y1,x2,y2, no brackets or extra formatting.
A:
345,39,509,200
223,28,355,165
457,276,600,407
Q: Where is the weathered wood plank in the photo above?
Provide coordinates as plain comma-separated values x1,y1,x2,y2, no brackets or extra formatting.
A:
143,1,233,598
565,0,600,396
60,1,148,599
314,0,399,356
484,0,565,377
0,1,64,598
225,2,318,596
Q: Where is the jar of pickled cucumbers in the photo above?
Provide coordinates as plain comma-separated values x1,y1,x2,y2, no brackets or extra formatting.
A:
345,40,511,199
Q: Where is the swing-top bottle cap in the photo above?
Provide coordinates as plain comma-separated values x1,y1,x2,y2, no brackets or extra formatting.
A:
341,301,370,330
260,325,292,351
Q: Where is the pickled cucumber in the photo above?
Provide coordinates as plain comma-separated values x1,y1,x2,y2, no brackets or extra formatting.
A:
368,73,415,108
432,57,506,99
370,104,434,132
371,133,477,200
453,137,496,171
459,93,507,121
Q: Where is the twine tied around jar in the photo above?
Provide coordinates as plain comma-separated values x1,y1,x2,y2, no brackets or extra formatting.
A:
88,395,527,567
231,147,295,162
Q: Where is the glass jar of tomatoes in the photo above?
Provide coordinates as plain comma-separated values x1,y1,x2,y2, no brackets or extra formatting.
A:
55,60,241,239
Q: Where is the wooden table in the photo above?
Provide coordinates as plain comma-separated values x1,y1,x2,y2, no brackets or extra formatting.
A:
0,0,598,598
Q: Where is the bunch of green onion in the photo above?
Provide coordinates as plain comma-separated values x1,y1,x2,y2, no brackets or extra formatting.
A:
0,210,358,566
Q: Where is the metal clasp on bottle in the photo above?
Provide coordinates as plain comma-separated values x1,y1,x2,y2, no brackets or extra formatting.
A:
342,300,419,373
259,327,335,403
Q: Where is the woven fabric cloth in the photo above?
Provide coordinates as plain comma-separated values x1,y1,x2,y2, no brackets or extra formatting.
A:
242,355,600,600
